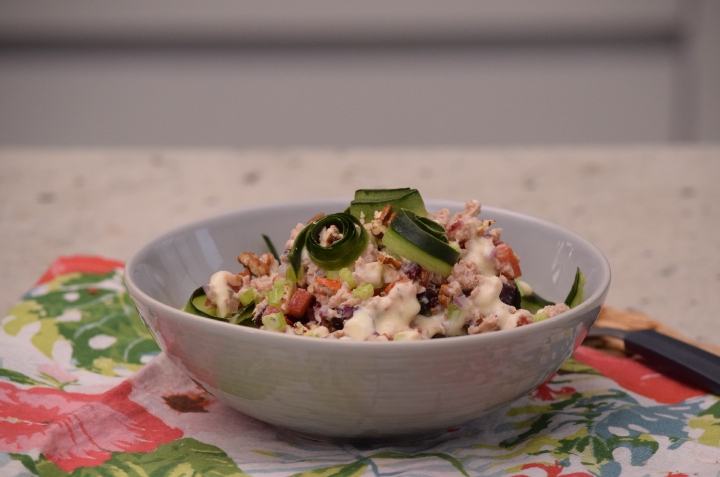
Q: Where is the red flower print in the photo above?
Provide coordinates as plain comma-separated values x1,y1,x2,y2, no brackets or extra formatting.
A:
0,380,182,472
573,345,706,404
530,375,577,401
35,255,125,285
513,460,594,477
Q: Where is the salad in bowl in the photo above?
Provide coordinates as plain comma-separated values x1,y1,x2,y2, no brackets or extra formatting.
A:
185,188,584,341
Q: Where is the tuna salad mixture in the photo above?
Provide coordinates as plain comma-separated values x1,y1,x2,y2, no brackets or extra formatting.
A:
184,188,584,341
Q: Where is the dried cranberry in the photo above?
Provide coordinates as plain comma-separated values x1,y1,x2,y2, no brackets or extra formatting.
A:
402,263,422,279
499,283,521,308
417,289,439,316
329,317,345,331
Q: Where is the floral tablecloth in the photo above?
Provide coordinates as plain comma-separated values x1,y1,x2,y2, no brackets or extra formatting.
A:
1,256,719,476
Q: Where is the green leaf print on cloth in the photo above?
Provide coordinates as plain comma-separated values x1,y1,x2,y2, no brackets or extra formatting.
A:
24,438,248,477
2,270,159,377
289,451,470,477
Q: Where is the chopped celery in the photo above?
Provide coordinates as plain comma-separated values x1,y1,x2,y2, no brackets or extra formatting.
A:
352,283,374,300
237,288,256,307
445,302,467,337
339,267,357,289
285,266,298,283
262,312,287,332
254,289,268,305
533,311,549,322
267,287,284,307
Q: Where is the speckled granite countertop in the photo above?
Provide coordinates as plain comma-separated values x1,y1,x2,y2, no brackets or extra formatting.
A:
1,146,719,345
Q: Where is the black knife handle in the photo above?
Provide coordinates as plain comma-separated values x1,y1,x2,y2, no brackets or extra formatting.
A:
624,329,720,395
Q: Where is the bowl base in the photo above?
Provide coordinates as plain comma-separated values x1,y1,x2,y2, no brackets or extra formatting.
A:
276,427,446,447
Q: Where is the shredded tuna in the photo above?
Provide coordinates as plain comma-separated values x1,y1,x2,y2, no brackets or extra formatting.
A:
541,303,571,318
327,286,361,309
447,261,484,292
468,314,499,334
427,208,451,228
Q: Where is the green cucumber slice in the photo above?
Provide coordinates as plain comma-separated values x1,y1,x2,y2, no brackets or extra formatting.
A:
349,188,427,220
383,209,459,276
290,212,369,274
520,292,555,314
353,188,414,201
184,286,256,325
564,268,586,308
184,287,222,319
416,216,448,243
288,223,311,278
306,213,369,270
517,268,586,313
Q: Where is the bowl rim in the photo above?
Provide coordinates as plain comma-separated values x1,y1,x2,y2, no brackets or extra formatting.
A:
125,198,611,350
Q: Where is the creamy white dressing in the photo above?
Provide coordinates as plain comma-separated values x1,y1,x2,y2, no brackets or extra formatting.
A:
343,281,421,340
208,270,235,318
412,312,445,338
342,308,375,340
464,236,497,276
369,281,421,336
469,276,523,330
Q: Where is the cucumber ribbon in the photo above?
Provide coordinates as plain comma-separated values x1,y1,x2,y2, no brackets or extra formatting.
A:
184,287,255,324
383,209,460,276
289,212,369,276
519,267,586,313
348,188,427,221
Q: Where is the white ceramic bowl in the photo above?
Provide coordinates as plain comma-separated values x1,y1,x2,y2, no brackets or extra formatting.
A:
125,199,610,443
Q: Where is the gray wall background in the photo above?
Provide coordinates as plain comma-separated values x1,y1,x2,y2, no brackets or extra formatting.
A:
1,0,718,147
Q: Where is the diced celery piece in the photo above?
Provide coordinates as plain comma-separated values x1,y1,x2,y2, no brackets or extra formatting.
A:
237,288,256,307
533,311,549,322
445,302,467,337
285,266,298,283
325,270,340,280
262,312,287,332
273,278,288,290
352,283,374,300
339,267,357,289
267,287,283,306
254,289,268,304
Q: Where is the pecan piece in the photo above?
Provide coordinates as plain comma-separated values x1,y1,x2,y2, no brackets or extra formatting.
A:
238,252,274,276
378,253,402,270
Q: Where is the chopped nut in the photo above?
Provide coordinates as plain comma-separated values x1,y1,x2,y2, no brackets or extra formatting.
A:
378,253,402,270
238,252,276,276
377,204,392,223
